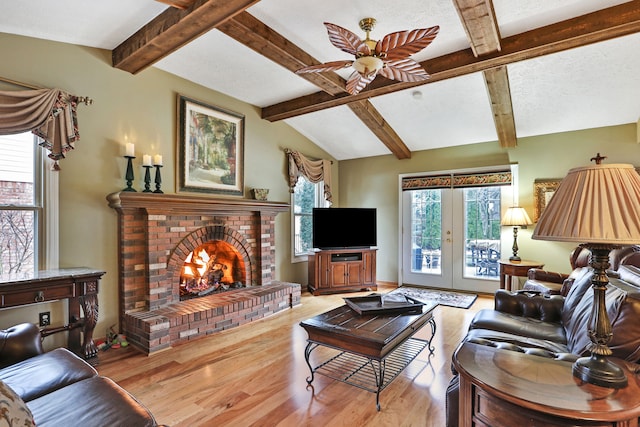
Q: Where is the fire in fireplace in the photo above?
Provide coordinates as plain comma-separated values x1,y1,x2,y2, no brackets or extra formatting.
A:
180,241,246,300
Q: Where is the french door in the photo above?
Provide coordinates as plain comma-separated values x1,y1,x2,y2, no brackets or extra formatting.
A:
400,170,511,293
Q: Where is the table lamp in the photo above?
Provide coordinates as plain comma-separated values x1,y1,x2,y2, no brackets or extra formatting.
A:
501,207,533,261
532,154,640,388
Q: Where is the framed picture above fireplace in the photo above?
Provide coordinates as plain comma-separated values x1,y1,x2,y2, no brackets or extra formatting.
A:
177,95,244,196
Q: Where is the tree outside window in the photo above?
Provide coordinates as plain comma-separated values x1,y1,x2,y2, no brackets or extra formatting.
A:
293,177,325,258
0,133,38,275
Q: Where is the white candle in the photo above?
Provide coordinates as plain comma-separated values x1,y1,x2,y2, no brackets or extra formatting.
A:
142,154,152,166
153,154,163,166
125,143,135,157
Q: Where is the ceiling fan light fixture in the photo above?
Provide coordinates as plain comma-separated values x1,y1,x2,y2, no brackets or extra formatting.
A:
354,56,384,76
296,18,439,95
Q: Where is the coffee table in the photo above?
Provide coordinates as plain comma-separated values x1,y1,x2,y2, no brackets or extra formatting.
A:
299,300,437,410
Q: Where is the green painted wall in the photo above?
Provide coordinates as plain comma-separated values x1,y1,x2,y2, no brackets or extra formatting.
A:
0,33,337,341
1,31,639,342
339,124,640,284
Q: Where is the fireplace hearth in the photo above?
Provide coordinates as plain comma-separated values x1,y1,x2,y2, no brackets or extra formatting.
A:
107,192,301,354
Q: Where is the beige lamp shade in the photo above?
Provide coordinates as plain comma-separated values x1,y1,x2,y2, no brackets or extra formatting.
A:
501,207,533,227
532,163,640,244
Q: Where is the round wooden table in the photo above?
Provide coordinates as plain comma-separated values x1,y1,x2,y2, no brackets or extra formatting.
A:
453,341,640,426
498,259,544,291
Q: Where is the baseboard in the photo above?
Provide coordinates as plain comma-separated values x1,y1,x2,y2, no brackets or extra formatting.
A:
377,280,398,288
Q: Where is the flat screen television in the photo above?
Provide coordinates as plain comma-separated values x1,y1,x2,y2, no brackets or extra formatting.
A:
312,207,377,250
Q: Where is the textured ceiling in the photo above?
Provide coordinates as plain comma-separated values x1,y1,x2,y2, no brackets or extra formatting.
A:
0,0,638,160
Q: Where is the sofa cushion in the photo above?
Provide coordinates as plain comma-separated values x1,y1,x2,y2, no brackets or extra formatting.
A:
0,347,97,402
619,265,640,288
606,276,640,362
561,267,593,328
27,376,157,427
464,328,571,355
469,309,566,343
564,274,640,361
0,379,35,427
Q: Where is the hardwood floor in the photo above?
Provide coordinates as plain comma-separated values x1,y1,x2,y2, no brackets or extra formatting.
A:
96,284,493,426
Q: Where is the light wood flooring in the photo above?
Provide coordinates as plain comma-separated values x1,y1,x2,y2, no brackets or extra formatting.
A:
96,284,493,426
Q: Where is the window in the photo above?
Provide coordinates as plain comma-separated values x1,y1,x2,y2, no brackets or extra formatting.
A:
0,132,56,275
292,177,326,261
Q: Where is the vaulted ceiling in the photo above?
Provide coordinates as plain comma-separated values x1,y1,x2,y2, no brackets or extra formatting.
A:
2,1,639,160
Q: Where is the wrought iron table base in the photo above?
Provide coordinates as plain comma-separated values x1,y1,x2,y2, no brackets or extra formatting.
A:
304,317,436,411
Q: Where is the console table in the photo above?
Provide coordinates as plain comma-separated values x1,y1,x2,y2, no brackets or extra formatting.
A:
498,259,544,291
453,341,640,426
308,248,377,295
0,268,105,361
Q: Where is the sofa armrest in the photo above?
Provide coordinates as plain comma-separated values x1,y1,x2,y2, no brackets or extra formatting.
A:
0,323,44,369
527,268,568,283
494,290,565,323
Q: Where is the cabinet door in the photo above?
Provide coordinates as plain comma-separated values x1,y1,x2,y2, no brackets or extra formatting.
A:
318,253,332,287
330,263,348,287
346,262,363,286
363,250,376,285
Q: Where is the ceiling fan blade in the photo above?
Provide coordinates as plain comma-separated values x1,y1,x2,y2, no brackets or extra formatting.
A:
378,58,430,82
376,26,440,60
346,70,376,95
324,22,369,56
296,60,353,74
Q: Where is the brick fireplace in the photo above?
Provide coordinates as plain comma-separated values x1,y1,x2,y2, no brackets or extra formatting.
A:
107,192,301,354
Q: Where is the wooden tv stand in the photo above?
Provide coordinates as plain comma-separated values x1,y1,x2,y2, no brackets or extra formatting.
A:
308,248,377,296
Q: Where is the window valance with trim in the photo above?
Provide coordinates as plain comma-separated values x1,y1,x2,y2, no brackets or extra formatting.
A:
402,169,512,191
285,148,333,204
0,88,82,169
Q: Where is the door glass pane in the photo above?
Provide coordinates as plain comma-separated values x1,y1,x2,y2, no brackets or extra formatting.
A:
464,187,501,279
410,189,442,274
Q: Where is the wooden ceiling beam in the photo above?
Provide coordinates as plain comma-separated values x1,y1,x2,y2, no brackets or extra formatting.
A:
263,1,640,121
113,0,261,74
453,0,517,148
452,0,501,55
484,66,516,148
218,13,345,96
154,0,197,10
348,101,412,159
218,12,412,159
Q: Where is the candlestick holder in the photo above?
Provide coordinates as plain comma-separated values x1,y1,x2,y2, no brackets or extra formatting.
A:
123,156,136,192
153,165,163,193
142,165,153,192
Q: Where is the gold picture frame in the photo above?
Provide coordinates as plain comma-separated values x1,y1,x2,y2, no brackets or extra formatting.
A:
533,178,562,222
176,95,244,196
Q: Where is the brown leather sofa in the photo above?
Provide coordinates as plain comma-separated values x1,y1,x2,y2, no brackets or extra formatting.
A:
446,263,640,427
523,245,640,295
0,323,160,427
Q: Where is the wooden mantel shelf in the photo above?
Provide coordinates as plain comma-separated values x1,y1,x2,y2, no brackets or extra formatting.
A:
106,191,289,214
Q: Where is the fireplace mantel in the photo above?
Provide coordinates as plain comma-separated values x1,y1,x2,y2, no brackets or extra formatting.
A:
107,191,289,215
106,190,296,354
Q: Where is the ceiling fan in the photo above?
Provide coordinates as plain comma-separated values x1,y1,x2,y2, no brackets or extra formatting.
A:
296,18,439,95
